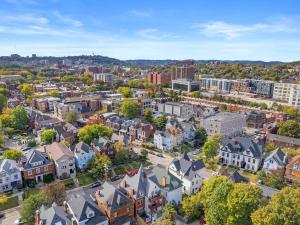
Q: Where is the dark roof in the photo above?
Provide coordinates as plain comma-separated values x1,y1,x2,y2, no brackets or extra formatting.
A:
221,135,265,159
170,154,205,180
0,159,21,175
265,147,287,166
67,194,107,224
227,171,249,183
97,182,132,212
22,149,52,169
39,203,72,225
73,142,91,154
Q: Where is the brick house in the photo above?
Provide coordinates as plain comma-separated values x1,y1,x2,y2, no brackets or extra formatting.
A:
285,155,300,185
20,149,54,183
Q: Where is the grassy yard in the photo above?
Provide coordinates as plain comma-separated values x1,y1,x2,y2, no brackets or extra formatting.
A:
23,188,40,199
241,171,257,183
114,166,126,175
77,173,97,186
64,179,75,190
0,196,19,211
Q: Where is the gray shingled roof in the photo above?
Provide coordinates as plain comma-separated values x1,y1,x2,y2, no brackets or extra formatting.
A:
39,203,72,225
170,153,205,180
0,159,21,175
221,136,264,159
22,149,52,169
74,141,91,154
67,194,107,224
265,147,287,166
97,182,132,212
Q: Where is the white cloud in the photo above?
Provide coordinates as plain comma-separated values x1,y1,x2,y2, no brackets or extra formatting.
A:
1,14,48,24
194,18,300,39
137,28,178,40
128,10,151,17
53,11,82,27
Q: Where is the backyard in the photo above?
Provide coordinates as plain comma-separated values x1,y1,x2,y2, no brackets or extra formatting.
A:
0,196,19,211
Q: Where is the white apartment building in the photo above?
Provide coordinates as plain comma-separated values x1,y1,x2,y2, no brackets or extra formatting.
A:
93,73,115,83
273,83,300,105
200,112,246,137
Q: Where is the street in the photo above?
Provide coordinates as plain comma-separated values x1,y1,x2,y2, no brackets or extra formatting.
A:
0,207,20,225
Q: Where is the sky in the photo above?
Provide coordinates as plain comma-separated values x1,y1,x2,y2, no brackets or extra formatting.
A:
1,0,300,61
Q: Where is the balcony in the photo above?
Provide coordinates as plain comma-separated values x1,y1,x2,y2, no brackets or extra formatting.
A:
148,202,162,211
148,194,162,202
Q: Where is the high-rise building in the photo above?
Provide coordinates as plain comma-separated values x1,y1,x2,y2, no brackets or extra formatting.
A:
171,66,195,80
147,72,171,85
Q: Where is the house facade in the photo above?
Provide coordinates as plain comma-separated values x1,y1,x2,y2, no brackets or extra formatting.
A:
263,148,287,175
219,136,265,172
20,149,54,183
73,142,96,170
0,159,23,193
284,155,300,185
45,142,76,179
169,153,205,195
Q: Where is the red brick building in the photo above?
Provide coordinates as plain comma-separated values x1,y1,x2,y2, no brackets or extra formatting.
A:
147,72,171,85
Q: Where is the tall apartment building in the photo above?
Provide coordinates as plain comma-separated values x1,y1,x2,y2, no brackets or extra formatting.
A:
273,83,300,107
200,77,232,92
147,72,171,85
255,81,274,98
171,66,195,80
93,73,115,83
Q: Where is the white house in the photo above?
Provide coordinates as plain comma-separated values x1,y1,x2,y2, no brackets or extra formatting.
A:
72,142,96,170
154,129,183,151
168,153,205,195
263,147,287,173
151,164,182,205
0,159,23,193
220,135,265,172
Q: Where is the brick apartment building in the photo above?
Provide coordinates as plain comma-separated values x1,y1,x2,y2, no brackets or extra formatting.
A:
147,72,171,85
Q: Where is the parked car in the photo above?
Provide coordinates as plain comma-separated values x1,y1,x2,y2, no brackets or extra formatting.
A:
157,153,164,158
89,181,101,188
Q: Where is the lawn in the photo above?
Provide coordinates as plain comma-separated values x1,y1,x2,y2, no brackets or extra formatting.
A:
23,188,40,199
114,166,126,175
0,196,19,211
64,179,75,190
77,173,97,186
240,171,257,183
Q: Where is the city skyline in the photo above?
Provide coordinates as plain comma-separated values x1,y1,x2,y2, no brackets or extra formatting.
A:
1,0,300,61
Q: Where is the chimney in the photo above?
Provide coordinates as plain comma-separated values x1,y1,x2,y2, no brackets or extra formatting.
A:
35,209,40,225
161,176,167,187
63,201,68,213
43,146,46,153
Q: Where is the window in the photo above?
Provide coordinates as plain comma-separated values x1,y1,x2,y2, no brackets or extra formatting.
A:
253,159,255,164
14,174,18,180
248,158,250,163
36,168,40,174
44,166,48,172
28,170,32,176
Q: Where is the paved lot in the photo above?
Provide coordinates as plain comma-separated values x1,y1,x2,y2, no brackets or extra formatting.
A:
0,207,20,225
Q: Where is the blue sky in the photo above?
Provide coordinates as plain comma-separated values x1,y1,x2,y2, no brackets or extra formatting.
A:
1,0,300,61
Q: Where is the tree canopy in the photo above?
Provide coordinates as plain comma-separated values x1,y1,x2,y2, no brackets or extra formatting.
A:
78,124,113,144
121,100,140,119
65,110,79,124
277,120,300,138
153,114,168,130
41,129,56,144
11,105,29,130
3,149,23,160
118,86,132,98
89,154,112,179
21,192,45,225
43,181,66,206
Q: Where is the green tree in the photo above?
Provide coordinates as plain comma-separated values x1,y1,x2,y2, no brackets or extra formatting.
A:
153,114,168,130
143,108,153,123
155,218,174,225
11,105,29,130
43,181,66,206
89,154,112,179
0,87,9,97
195,127,208,145
162,204,176,220
21,192,45,225
264,143,277,153
277,120,300,138
19,83,33,97
182,194,203,219
0,195,7,205
251,187,300,225
227,183,262,225
0,93,7,112
118,86,132,98
3,149,23,160
65,110,79,124
41,129,56,144
202,137,219,160
114,145,129,164
259,102,268,110
121,100,140,119
200,176,234,225
78,124,113,144
48,90,59,98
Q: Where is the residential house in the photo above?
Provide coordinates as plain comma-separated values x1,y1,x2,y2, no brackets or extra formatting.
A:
72,142,96,171
244,111,266,128
91,137,115,157
0,159,23,193
36,194,108,225
118,166,164,222
181,122,196,144
45,142,76,179
158,102,196,120
20,149,54,183
169,153,205,195
150,164,182,205
263,148,287,175
95,182,133,225
219,135,265,172
284,155,300,185
154,126,184,151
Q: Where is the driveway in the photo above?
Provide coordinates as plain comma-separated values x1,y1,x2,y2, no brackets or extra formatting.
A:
0,207,21,225
133,147,174,168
